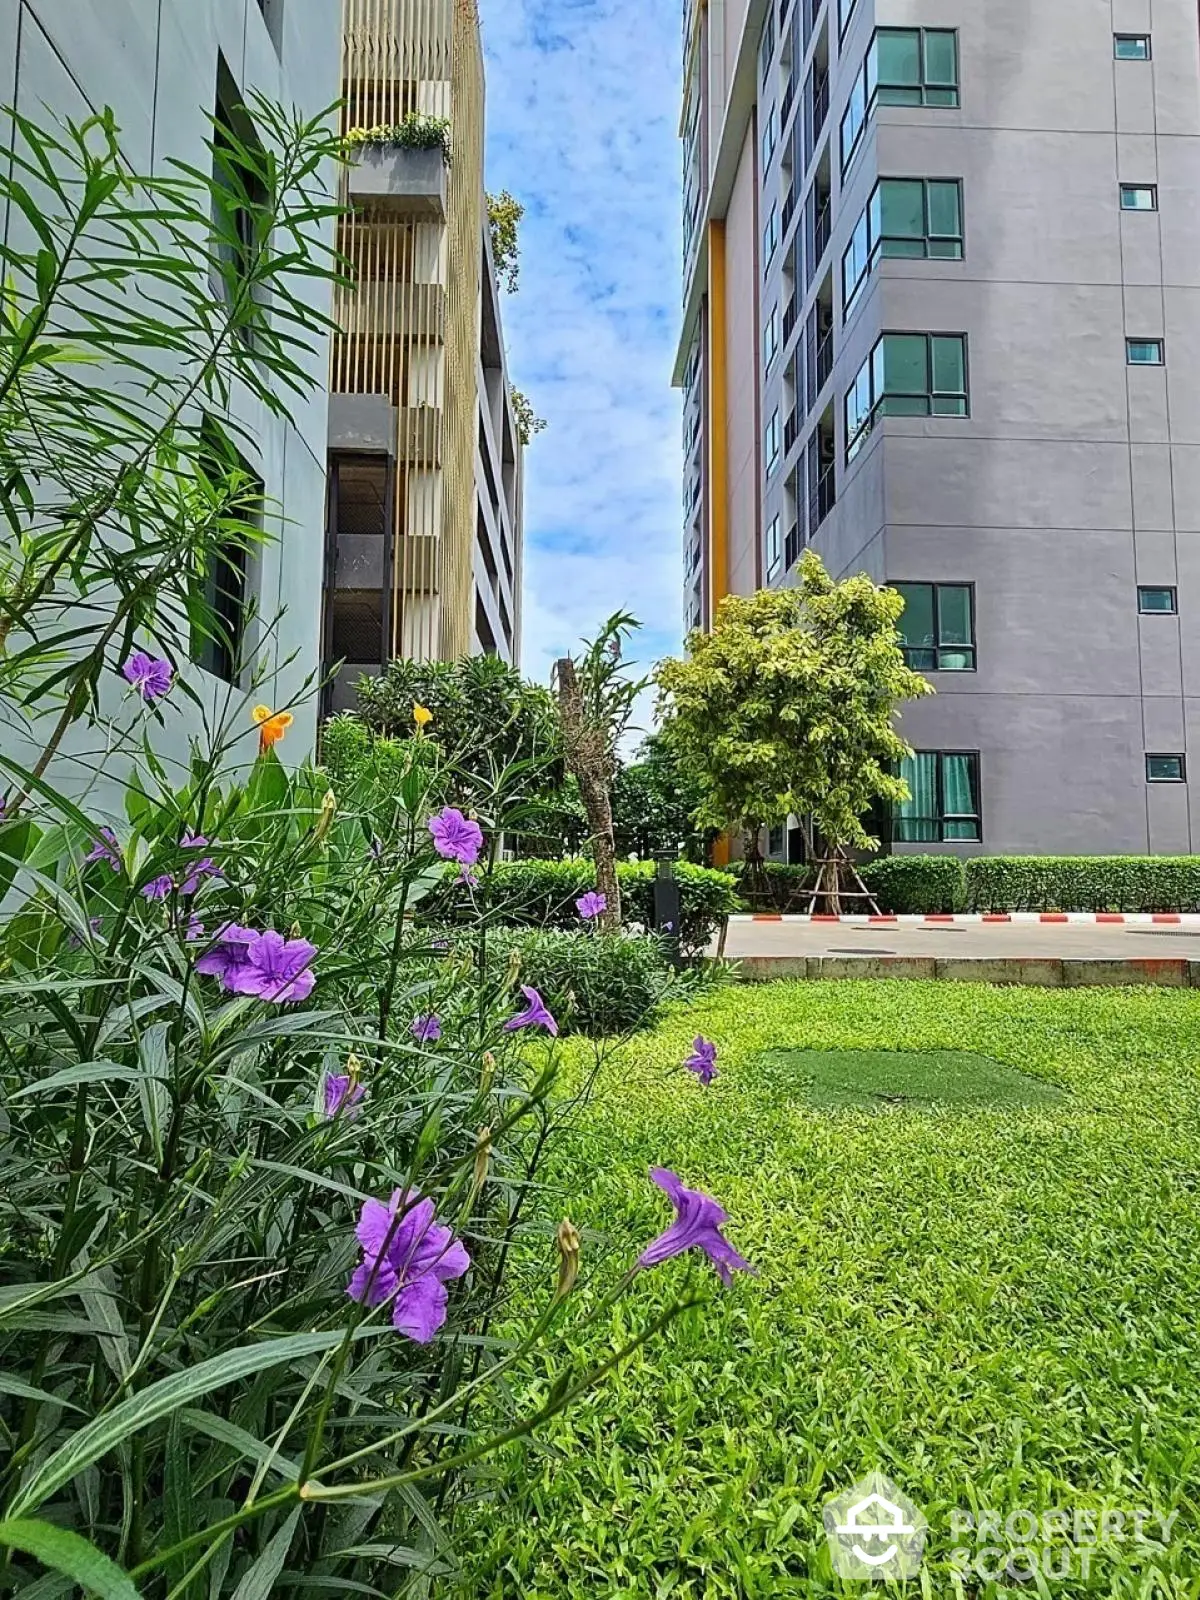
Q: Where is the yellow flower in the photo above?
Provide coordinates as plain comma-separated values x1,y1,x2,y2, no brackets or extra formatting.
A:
413,702,433,730
253,704,293,754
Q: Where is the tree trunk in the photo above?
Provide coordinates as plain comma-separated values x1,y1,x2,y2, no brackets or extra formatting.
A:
579,771,621,931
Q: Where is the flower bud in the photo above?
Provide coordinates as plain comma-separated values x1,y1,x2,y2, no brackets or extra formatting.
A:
289,921,303,941
505,948,522,989
555,1219,581,1299
480,1050,496,1094
473,1126,492,1192
313,788,337,843
345,1051,363,1082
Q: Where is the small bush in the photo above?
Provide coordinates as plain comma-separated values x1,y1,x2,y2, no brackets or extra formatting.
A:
478,859,740,956
966,856,1200,913
487,928,677,1036
861,854,966,914
726,857,964,914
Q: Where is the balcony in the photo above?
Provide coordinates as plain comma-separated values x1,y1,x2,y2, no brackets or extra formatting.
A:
810,72,830,151
808,466,836,533
785,521,804,568
783,297,798,344
782,74,797,129
813,199,831,271
347,145,447,219
784,409,799,454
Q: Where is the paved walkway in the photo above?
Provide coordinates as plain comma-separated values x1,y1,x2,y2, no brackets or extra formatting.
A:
718,917,1200,960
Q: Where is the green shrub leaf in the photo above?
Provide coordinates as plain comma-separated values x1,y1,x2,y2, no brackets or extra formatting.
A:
0,1518,142,1599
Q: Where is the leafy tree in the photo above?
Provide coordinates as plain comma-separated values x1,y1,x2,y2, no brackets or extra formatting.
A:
347,652,565,816
510,385,547,445
612,733,714,861
555,615,645,931
655,551,933,908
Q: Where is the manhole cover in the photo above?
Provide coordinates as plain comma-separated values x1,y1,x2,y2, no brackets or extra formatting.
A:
755,1049,1064,1110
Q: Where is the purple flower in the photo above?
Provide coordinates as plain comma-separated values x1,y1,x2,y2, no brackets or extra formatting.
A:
194,922,261,989
411,1013,442,1043
229,930,317,1004
576,891,607,921
184,914,205,942
83,827,121,872
503,985,558,1037
121,651,174,701
68,915,103,951
683,1036,719,1087
458,866,479,889
324,1073,367,1119
179,833,220,896
141,873,173,902
428,806,483,867
637,1168,752,1286
347,1189,470,1342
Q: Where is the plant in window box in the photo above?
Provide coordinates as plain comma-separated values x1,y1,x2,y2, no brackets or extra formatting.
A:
342,113,452,160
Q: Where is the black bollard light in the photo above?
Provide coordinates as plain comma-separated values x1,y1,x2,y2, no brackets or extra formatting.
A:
653,848,683,968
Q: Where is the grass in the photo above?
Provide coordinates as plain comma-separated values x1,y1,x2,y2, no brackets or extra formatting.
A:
757,1047,1065,1110
457,981,1200,1598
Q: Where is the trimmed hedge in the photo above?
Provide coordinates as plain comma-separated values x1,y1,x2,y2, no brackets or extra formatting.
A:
480,859,740,956
486,928,678,1037
965,856,1200,913
728,857,965,915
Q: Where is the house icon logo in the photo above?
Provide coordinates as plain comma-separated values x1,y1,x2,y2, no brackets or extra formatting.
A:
823,1472,928,1580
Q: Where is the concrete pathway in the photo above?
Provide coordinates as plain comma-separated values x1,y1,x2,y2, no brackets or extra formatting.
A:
712,915,1200,986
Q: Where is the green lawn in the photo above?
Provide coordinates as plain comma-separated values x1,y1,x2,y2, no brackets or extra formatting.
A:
460,982,1200,1597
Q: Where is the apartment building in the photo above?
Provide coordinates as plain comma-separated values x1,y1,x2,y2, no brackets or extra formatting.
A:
677,0,1200,857
2,0,341,761
325,0,524,715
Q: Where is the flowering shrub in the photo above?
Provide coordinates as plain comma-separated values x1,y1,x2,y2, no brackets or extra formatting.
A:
0,100,746,1598
342,114,452,158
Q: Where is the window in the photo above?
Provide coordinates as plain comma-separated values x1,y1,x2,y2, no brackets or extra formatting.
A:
764,202,779,265
212,58,269,340
765,410,781,473
764,303,780,371
846,332,969,462
766,514,782,578
191,417,259,683
1127,338,1164,365
762,103,778,169
840,30,959,174
895,752,981,842
1147,754,1186,782
1138,585,1178,614
1119,184,1157,211
838,0,859,37
894,583,975,670
768,824,785,855
1114,34,1151,60
759,9,776,82
843,178,963,313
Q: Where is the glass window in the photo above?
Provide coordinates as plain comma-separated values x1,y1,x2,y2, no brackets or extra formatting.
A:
875,28,959,107
845,180,963,314
764,203,779,264
1147,754,1185,782
895,582,975,670
766,515,782,577
845,333,969,461
842,208,871,315
1120,185,1158,211
840,71,868,172
766,409,781,471
760,10,776,81
762,103,777,168
1138,585,1178,614
895,751,981,841
1127,338,1164,365
1114,34,1151,60
838,0,860,37
764,304,780,371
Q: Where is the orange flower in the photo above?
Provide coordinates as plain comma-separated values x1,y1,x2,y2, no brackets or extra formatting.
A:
253,704,293,754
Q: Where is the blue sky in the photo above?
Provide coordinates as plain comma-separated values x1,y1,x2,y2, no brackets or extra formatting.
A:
481,0,684,722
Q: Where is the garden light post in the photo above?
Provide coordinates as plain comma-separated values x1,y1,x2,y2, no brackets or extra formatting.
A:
654,848,683,968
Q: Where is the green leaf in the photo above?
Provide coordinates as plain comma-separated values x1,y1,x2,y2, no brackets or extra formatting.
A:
9,1331,360,1517
0,1374,84,1414
0,1518,142,1600
228,1509,300,1600
10,1061,152,1099
136,1020,171,1164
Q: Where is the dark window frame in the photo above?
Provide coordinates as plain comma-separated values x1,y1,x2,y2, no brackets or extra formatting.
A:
894,580,977,671
1127,337,1165,366
766,513,782,579
1114,33,1151,60
1138,585,1178,615
846,331,970,463
843,177,964,316
840,28,960,177
1146,753,1186,783
894,749,982,843
1119,183,1158,211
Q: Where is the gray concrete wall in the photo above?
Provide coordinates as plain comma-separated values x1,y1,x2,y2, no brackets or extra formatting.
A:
3,0,339,806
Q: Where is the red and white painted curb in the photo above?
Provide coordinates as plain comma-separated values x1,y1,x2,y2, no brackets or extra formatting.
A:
730,912,1200,925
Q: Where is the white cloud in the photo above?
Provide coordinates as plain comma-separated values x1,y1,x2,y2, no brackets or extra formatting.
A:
481,0,684,706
